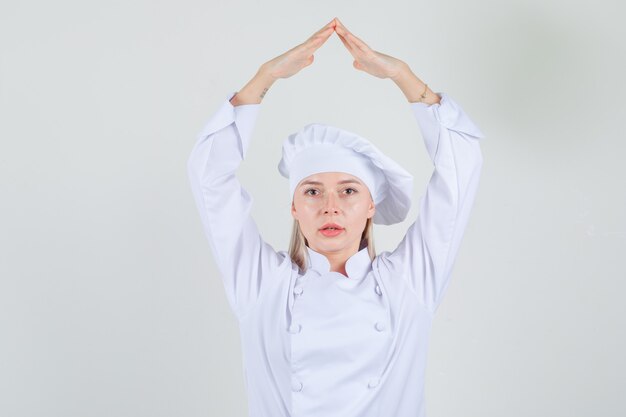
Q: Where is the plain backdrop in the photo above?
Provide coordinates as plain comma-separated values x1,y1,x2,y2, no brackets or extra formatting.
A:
1,1,625,416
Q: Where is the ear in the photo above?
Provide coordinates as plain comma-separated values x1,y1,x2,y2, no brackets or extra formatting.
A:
291,200,298,220
367,199,376,219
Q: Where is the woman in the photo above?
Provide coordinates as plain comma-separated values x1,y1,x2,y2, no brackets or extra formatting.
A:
187,17,485,417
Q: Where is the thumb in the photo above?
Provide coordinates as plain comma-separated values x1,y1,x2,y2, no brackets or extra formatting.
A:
353,60,362,70
304,55,315,67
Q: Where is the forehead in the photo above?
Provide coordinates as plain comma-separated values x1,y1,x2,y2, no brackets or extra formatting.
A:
297,172,363,187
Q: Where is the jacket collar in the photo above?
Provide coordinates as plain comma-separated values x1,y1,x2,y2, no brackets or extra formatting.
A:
306,245,372,281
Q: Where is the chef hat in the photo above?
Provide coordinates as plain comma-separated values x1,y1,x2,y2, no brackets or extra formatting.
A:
277,123,414,225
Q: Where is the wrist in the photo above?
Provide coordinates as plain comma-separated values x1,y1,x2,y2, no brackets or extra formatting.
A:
392,66,440,105
390,62,412,84
258,64,278,84
230,68,277,106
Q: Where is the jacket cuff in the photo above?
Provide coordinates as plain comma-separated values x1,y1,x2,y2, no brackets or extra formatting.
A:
410,92,485,139
197,91,261,159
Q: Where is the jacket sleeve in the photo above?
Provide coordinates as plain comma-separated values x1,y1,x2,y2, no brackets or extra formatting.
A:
376,92,485,313
187,91,289,320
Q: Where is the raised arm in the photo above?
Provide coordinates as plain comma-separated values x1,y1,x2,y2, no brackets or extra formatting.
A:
187,19,337,319
187,84,288,320
333,19,485,312
378,66,485,313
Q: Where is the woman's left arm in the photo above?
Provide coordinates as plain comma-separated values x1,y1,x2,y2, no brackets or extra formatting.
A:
334,18,485,312
390,64,441,105
380,66,486,313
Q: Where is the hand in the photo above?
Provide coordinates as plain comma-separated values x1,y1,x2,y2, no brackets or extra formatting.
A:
333,18,407,80
261,19,337,80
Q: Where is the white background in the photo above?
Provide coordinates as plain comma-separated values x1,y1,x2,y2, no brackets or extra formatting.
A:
1,1,624,416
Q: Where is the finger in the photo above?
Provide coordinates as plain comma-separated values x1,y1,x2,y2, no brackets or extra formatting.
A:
305,55,314,67
334,22,360,51
304,26,334,51
346,31,370,52
335,30,356,54
308,22,335,45
302,18,335,49
312,18,337,38
334,18,353,38
334,24,356,50
335,19,369,52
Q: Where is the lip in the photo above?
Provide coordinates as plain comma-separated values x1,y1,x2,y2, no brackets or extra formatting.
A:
319,223,344,238
320,228,344,237
319,223,344,230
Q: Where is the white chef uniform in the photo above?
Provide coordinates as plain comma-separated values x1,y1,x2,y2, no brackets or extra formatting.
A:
187,90,485,417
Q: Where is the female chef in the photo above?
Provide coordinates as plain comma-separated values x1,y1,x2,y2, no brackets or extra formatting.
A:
187,17,485,417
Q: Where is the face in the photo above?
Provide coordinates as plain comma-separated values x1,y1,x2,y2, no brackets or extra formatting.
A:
291,172,376,256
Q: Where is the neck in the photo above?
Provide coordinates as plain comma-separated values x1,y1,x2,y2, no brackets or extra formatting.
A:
312,240,362,277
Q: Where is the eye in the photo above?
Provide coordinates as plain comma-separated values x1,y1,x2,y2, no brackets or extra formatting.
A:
304,188,319,196
344,187,358,195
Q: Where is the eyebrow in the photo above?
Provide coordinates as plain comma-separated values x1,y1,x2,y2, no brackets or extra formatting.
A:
299,179,363,188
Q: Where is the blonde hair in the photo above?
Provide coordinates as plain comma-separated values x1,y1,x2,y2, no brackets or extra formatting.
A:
288,216,376,274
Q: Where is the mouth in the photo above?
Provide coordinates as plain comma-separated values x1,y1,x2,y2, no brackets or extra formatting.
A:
319,223,344,231
319,223,344,237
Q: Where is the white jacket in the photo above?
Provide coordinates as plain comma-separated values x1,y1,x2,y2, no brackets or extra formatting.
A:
187,90,485,417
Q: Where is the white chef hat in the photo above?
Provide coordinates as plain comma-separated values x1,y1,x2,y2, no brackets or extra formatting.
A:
277,123,414,225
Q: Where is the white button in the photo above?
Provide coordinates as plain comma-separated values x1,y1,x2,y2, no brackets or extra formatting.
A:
288,323,301,334
291,378,303,392
374,322,385,332
375,285,382,295
367,377,380,388
294,286,303,295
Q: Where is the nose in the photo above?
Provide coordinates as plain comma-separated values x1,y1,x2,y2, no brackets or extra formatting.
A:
323,193,340,215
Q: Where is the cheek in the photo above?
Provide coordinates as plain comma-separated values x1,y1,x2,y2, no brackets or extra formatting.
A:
296,199,322,217
344,199,370,214
293,205,317,227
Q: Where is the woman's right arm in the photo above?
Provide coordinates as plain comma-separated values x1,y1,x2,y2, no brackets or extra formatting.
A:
187,69,289,320
186,19,337,319
229,66,276,106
